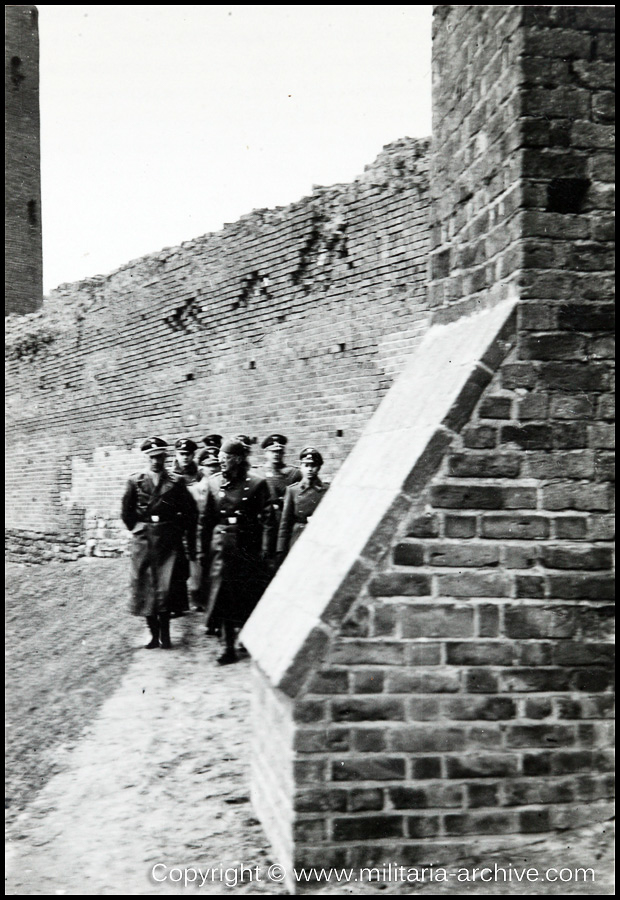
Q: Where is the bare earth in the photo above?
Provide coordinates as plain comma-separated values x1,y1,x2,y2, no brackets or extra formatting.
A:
5,559,614,895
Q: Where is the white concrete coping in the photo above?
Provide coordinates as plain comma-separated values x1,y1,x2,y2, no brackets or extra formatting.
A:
242,298,517,695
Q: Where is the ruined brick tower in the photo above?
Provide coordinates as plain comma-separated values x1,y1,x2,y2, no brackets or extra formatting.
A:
5,5,43,316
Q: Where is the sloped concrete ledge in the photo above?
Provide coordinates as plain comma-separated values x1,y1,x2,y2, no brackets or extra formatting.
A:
242,298,518,697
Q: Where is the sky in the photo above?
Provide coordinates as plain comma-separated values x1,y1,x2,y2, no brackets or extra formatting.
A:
36,5,432,293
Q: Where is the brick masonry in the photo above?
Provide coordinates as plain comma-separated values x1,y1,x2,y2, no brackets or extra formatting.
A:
430,7,524,323
254,323,614,873
5,138,430,558
5,5,43,316
243,5,615,888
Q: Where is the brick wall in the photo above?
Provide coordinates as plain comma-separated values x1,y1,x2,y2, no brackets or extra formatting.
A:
285,333,614,869
5,528,84,564
243,5,614,888
429,6,524,322
5,5,43,316
5,138,430,556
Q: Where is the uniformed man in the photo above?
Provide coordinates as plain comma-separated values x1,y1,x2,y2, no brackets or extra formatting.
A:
198,434,222,476
173,437,208,612
199,438,275,665
234,434,252,462
277,448,329,563
258,433,302,559
196,437,222,628
121,437,197,649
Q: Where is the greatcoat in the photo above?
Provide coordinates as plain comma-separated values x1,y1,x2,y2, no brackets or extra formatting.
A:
256,462,302,556
277,478,329,557
200,469,275,629
121,469,197,617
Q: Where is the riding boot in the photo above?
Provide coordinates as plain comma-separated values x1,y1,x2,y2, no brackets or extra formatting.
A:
217,620,237,665
158,612,172,649
145,615,159,649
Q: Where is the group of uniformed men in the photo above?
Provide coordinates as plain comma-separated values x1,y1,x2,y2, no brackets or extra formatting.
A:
121,432,328,664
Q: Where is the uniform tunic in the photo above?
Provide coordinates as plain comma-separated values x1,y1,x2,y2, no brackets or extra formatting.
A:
257,463,302,556
200,470,275,629
121,470,197,617
277,478,329,557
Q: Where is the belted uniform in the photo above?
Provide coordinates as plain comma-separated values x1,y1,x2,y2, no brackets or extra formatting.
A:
200,470,275,629
258,463,302,556
277,478,329,557
121,470,197,617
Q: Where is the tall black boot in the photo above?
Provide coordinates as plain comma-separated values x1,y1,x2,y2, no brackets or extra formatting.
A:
217,621,237,665
145,616,159,649
158,612,172,649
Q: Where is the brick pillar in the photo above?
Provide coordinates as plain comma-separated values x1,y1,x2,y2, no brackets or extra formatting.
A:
429,7,525,322
244,6,614,890
5,5,43,316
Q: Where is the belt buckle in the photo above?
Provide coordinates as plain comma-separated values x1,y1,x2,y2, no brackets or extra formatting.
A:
151,515,160,523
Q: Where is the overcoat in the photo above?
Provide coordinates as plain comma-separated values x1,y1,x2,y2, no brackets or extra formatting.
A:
277,478,329,557
257,463,302,555
200,470,275,628
121,470,197,617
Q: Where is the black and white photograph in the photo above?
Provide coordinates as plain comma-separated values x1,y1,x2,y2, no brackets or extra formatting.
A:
5,5,615,894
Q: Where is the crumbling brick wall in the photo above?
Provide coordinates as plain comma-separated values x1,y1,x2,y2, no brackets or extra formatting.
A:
5,138,430,560
5,5,42,316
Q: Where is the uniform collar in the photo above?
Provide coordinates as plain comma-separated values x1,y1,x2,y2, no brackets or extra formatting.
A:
220,469,247,488
146,468,172,492
264,461,286,473
173,461,198,477
299,476,325,493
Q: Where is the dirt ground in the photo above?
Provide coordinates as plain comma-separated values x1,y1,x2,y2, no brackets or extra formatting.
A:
5,559,615,895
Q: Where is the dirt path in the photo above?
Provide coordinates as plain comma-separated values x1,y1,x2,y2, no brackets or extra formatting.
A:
6,612,286,895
